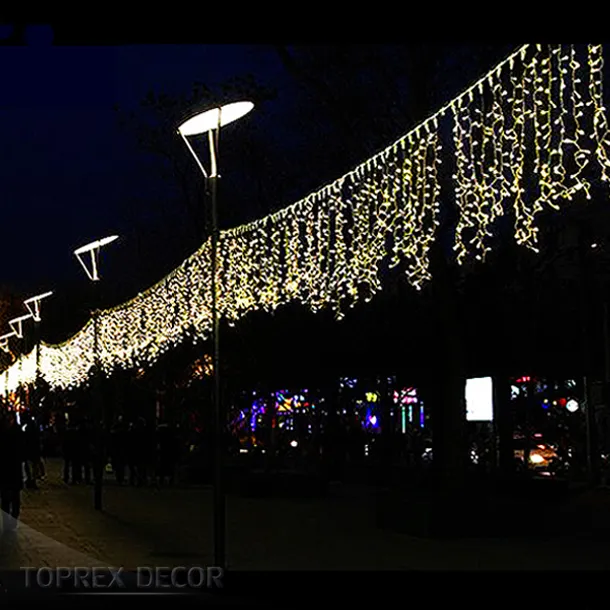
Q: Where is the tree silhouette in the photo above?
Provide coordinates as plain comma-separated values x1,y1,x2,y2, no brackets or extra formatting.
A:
114,74,277,248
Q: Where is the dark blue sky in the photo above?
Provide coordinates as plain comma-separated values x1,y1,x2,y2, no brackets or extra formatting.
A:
0,40,289,292
0,29,517,340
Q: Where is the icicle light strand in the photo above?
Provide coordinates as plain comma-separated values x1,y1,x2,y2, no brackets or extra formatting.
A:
2,44,610,394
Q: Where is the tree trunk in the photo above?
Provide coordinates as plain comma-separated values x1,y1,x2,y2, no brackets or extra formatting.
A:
578,223,601,485
425,245,468,494
425,367,467,492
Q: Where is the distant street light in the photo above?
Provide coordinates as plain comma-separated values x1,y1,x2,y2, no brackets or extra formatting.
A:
74,234,118,511
0,331,16,407
24,291,53,322
8,313,33,339
0,331,16,353
177,100,254,569
23,290,53,411
74,235,119,281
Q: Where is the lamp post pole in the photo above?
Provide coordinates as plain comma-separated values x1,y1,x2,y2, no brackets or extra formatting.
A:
177,101,253,569
31,318,41,421
23,325,31,412
209,123,224,567
74,235,118,510
578,222,599,485
93,303,103,511
23,291,52,408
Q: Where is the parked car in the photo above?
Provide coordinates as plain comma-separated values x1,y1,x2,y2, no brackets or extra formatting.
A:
513,434,564,475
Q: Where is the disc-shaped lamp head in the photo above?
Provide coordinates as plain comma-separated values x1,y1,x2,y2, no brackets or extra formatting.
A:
74,235,119,256
177,101,254,136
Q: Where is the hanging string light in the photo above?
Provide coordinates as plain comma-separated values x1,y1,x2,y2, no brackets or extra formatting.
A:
452,44,597,261
3,43,610,393
588,44,610,181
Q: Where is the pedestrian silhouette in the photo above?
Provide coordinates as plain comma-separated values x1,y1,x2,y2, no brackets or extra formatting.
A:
62,422,81,484
0,411,25,532
23,416,43,489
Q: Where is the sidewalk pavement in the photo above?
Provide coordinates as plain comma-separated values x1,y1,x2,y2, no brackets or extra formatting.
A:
2,459,610,570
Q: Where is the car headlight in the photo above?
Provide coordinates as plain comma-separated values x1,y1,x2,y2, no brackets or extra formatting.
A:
530,453,545,464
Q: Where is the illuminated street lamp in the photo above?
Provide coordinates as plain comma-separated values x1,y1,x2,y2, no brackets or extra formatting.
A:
74,234,118,511
0,331,16,407
24,290,53,322
23,290,53,412
6,313,34,415
177,101,254,568
8,313,34,339
74,235,119,281
0,330,16,353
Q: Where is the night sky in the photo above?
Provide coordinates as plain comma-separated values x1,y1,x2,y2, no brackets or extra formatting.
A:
1,35,289,290
0,25,517,342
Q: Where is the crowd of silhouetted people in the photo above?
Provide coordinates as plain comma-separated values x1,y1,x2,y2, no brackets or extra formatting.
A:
0,411,187,533
61,416,183,487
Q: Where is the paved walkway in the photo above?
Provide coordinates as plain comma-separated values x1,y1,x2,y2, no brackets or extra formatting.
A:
2,459,610,571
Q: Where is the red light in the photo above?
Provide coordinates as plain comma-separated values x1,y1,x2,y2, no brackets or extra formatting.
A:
558,398,567,407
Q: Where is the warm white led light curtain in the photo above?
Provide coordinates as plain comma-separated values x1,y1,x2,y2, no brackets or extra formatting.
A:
220,125,441,325
452,44,610,262
1,44,609,393
39,321,95,390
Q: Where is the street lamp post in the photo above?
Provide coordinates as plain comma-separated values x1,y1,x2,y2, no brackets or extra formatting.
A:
177,101,253,568
23,291,53,404
0,331,15,409
10,291,53,487
7,313,34,419
74,235,118,510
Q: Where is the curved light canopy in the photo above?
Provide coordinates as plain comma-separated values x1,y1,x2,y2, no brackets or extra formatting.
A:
177,101,254,136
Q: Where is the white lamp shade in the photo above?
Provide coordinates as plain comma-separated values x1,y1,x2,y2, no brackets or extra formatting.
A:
178,101,254,136
74,235,119,255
